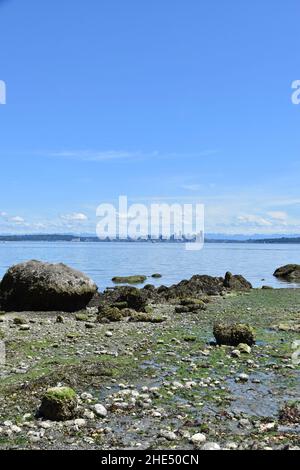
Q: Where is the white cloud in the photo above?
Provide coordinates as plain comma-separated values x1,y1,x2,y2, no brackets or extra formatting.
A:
60,212,88,222
51,150,142,162
0,211,7,217
10,216,25,224
237,214,273,227
267,211,288,222
181,184,202,191
46,149,218,163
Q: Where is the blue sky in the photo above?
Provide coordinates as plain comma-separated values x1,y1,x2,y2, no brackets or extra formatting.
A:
0,0,299,235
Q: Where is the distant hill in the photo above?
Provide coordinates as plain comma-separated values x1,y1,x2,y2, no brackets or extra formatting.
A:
0,234,300,244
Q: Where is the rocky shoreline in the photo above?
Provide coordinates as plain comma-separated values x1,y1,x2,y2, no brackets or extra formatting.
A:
0,261,299,450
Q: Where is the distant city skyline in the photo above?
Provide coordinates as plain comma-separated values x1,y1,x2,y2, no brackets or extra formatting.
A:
0,0,299,235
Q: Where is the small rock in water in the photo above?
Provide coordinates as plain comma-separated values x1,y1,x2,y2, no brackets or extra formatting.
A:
236,373,249,382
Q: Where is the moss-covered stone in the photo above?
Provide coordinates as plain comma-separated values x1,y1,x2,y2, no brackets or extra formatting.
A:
13,317,27,325
213,322,255,346
98,306,123,322
75,312,89,322
111,301,128,310
175,298,206,313
112,275,147,284
151,273,162,278
180,298,205,306
129,312,166,323
39,387,77,421
118,288,148,312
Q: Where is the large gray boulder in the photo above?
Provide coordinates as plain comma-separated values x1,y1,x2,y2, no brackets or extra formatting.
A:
0,260,98,312
274,264,300,282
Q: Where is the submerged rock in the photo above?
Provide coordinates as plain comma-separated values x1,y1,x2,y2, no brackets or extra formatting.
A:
213,322,255,346
39,387,77,421
112,275,147,284
274,264,300,282
0,260,97,312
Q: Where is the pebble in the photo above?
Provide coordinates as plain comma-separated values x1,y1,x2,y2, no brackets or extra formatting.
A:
231,350,241,358
19,325,30,331
94,404,108,418
225,442,238,450
74,419,86,428
190,433,206,445
11,425,22,433
83,410,95,420
202,442,221,450
236,373,249,382
38,421,52,429
237,343,252,354
81,392,93,400
159,430,177,441
105,331,113,337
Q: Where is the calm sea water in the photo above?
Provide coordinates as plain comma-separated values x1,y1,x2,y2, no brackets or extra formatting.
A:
0,242,299,290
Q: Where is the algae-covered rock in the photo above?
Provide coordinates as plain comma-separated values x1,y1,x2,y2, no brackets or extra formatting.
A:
0,260,97,312
117,287,148,312
13,317,27,325
213,322,255,346
39,387,77,421
75,312,89,322
151,273,162,279
223,272,252,291
175,298,206,313
98,306,123,322
129,312,166,323
274,264,300,282
111,301,128,310
112,275,147,284
272,323,300,333
180,298,206,307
